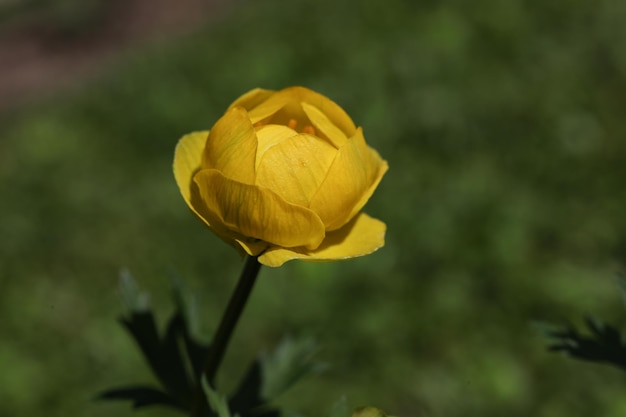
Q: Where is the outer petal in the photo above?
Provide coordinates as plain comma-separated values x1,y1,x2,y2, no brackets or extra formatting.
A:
174,131,208,209
255,133,337,206
174,131,267,255
309,128,388,231
202,107,258,184
258,213,386,267
227,88,275,111
344,147,388,223
194,169,326,250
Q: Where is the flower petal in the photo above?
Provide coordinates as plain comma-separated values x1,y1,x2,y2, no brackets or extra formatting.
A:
345,150,388,223
255,133,337,206
258,213,386,267
174,131,208,209
248,103,285,125
301,102,347,147
254,124,299,170
309,128,388,230
194,169,326,250
228,88,275,111
174,131,265,254
252,86,357,137
202,107,257,184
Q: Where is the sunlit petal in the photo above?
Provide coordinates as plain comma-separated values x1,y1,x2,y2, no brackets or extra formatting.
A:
228,88,274,111
256,133,337,206
258,213,386,267
202,107,257,184
174,131,259,254
254,87,357,136
301,102,347,147
248,103,285,125
309,128,388,230
194,169,326,249
254,124,299,170
174,131,208,209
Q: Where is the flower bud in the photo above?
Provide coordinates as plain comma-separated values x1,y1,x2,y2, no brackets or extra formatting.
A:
174,86,388,266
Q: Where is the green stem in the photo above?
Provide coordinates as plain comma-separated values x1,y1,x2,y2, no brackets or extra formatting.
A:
191,255,262,416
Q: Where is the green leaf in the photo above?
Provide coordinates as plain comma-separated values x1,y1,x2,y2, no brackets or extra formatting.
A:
229,361,263,412
261,336,327,400
120,310,194,406
228,360,281,417
169,272,212,382
203,380,238,417
545,316,626,370
97,386,183,410
170,271,202,339
105,270,210,412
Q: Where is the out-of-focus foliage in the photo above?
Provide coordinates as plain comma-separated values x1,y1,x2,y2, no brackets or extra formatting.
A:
100,272,318,417
1,0,626,416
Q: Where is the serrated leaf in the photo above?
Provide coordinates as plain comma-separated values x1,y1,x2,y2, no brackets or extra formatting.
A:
170,272,202,338
229,361,264,412
227,361,281,417
169,274,211,381
120,311,192,404
161,313,195,402
182,325,211,382
261,336,326,400
203,379,238,417
97,386,183,410
120,311,162,374
545,317,626,370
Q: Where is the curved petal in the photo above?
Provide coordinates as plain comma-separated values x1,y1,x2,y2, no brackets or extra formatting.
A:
309,128,388,230
174,131,208,209
255,133,337,206
252,86,357,137
258,213,386,267
174,131,265,255
345,149,388,222
228,88,274,111
194,169,326,250
301,102,347,147
248,103,285,125
202,107,257,184
254,124,299,170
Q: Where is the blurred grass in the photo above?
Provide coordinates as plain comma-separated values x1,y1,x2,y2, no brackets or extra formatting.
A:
2,0,626,416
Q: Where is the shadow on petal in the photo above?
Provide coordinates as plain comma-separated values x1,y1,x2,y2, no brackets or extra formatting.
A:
258,213,386,267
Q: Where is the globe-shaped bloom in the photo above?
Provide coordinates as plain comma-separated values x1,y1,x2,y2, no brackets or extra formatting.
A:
174,86,388,267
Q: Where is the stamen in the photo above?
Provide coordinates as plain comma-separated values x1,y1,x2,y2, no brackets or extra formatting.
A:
301,125,316,135
287,119,298,130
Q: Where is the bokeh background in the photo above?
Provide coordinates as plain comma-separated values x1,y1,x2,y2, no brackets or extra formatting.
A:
2,0,626,416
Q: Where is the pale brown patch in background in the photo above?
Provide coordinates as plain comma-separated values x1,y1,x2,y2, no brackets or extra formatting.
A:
0,0,230,111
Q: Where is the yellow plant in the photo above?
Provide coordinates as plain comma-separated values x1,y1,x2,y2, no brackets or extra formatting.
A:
174,86,388,266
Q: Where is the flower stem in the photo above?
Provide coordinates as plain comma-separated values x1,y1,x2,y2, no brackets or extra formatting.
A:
192,255,262,416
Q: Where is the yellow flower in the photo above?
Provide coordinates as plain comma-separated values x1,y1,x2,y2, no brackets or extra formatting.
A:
173,86,388,267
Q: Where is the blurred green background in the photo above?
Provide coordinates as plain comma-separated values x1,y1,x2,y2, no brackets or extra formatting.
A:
2,0,626,416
